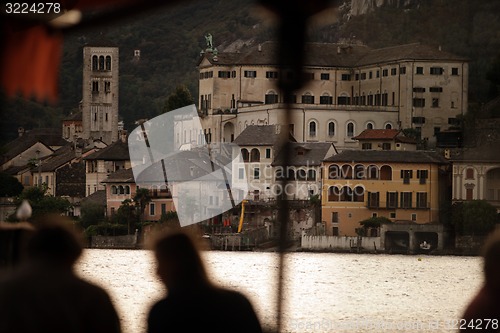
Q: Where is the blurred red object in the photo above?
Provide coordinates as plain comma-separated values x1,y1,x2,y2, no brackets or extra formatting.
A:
0,0,143,103
1,22,63,103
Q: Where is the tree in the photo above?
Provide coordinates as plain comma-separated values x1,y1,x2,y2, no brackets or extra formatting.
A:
163,85,194,113
10,185,71,221
358,216,392,236
114,198,137,234
0,173,23,197
159,210,180,229
451,200,499,235
133,188,152,225
80,201,106,229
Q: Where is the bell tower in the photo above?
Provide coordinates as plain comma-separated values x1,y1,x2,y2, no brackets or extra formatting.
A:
81,44,119,144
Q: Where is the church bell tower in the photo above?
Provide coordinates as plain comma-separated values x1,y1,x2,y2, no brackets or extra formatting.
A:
81,44,119,144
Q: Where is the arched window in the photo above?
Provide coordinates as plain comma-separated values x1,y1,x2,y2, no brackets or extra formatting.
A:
92,55,98,71
354,164,365,180
347,122,355,137
380,165,392,180
118,185,124,194
309,121,317,137
338,93,350,105
328,122,335,137
302,92,314,104
341,165,353,179
287,169,295,180
340,186,353,201
296,169,307,181
105,56,111,70
320,93,333,105
250,148,260,162
328,186,340,201
241,149,249,162
99,56,105,70
466,168,474,179
265,91,278,104
354,186,365,202
275,168,285,181
367,165,379,180
125,186,130,194
307,169,316,181
385,123,393,129
328,165,340,179
111,185,117,194
366,122,374,130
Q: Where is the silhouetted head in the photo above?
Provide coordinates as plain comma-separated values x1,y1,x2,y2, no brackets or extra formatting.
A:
152,230,209,290
27,215,83,268
482,229,500,293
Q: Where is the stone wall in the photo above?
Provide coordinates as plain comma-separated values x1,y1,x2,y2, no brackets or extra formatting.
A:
89,235,138,249
454,235,487,256
301,235,381,252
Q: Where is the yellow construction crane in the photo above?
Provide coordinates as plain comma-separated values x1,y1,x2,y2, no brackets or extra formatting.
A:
237,200,248,233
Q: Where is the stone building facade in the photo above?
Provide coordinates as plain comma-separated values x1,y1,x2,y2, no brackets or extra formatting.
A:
81,45,119,145
198,42,468,149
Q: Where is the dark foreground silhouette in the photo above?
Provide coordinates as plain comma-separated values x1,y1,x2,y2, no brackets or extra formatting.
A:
461,229,500,332
0,216,121,333
148,229,263,333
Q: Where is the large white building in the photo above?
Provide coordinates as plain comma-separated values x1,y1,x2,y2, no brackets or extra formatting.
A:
198,41,468,149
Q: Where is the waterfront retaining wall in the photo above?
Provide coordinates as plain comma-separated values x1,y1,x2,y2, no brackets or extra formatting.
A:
89,235,138,249
301,235,380,252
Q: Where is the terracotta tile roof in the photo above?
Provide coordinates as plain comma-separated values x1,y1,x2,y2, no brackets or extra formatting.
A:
272,142,335,166
63,111,82,121
134,150,227,184
353,129,401,140
199,41,466,68
101,168,135,183
233,125,296,146
39,144,77,172
356,43,468,65
55,162,85,197
81,190,106,206
1,128,65,162
353,129,417,144
324,150,449,164
2,164,31,175
84,140,129,161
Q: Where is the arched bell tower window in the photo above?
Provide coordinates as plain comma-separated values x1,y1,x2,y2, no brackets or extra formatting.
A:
105,56,111,70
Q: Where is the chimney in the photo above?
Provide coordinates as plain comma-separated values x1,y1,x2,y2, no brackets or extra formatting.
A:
444,149,450,159
120,130,128,143
18,127,25,137
75,146,82,159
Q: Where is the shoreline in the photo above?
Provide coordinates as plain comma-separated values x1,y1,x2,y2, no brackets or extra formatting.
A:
83,244,481,257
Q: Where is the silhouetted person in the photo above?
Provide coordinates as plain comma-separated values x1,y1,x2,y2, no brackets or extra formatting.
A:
0,215,121,333
461,229,500,332
147,230,263,333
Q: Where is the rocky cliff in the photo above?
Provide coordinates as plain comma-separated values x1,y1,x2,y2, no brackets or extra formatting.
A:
348,0,420,16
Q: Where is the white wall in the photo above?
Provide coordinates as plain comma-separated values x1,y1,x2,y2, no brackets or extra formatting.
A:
301,235,381,251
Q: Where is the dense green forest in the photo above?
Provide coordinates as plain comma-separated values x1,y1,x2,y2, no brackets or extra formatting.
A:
1,0,500,146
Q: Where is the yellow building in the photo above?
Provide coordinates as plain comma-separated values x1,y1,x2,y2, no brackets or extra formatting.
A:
322,150,450,236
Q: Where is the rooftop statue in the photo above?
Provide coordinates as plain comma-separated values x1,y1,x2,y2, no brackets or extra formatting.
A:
205,33,213,50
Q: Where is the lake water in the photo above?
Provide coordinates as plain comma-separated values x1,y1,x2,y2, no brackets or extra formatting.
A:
77,250,483,333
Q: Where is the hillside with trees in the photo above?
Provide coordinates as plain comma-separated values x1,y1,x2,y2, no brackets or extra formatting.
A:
1,0,500,145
